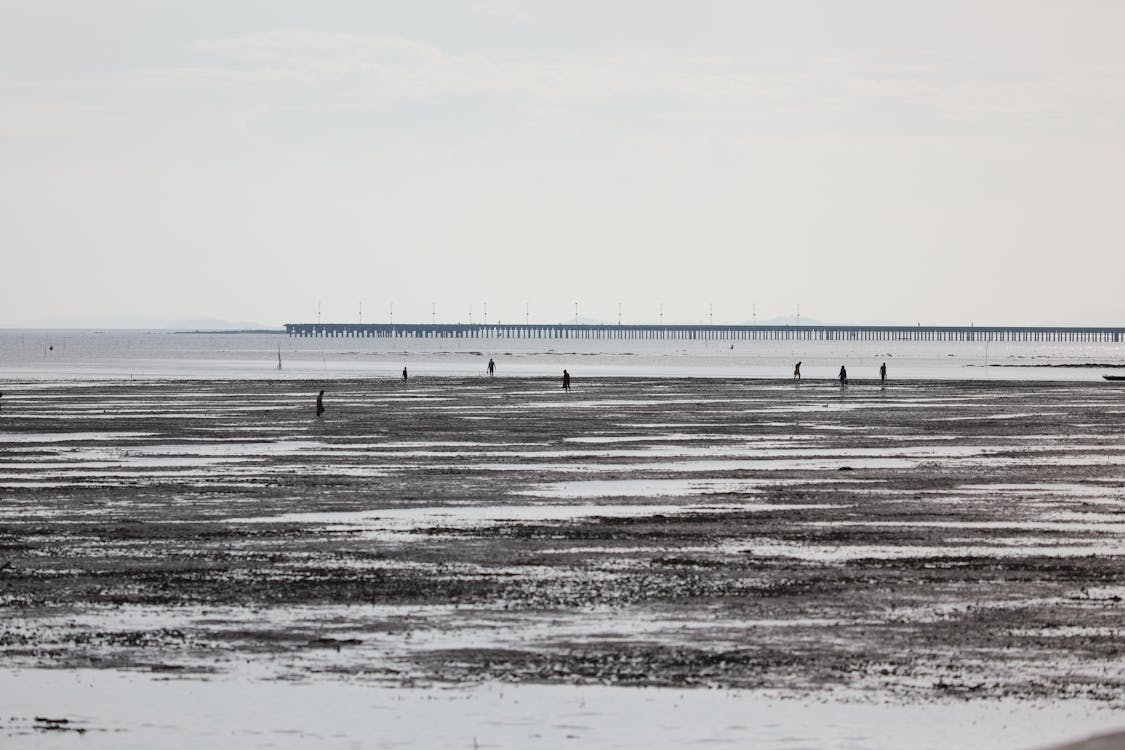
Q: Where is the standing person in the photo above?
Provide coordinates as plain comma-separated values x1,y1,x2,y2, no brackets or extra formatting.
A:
487,358,496,376
838,365,848,385
402,366,408,381
562,369,571,392
316,390,325,418
793,362,802,380
880,362,887,383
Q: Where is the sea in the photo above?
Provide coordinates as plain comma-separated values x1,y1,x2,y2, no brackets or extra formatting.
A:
1,328,1123,381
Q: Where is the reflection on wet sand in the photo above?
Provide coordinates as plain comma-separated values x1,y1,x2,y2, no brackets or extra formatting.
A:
2,376,1125,747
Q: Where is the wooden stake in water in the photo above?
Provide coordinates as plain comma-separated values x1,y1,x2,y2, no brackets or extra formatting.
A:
277,346,282,370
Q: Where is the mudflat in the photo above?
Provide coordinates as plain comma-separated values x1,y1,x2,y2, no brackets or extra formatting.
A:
2,376,1124,703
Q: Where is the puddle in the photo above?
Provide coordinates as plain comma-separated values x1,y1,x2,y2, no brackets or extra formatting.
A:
615,423,718,428
228,502,804,534
470,458,918,473
499,399,729,409
376,441,524,448
0,457,251,469
931,412,1067,422
958,483,1123,495
115,441,324,457
805,520,1125,533
519,478,834,499
564,434,751,444
0,432,156,443
738,539,1125,561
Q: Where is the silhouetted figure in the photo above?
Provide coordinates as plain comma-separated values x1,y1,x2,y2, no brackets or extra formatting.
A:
838,365,848,385
880,362,887,383
402,366,408,381
562,369,571,392
487,358,495,376
316,390,325,418
793,361,802,380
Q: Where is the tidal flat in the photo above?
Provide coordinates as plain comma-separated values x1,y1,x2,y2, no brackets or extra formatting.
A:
2,376,1125,747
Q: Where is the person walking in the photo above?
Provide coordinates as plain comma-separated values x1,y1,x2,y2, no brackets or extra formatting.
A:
838,365,848,385
402,366,408,381
316,390,325,418
562,369,571,392
487,358,496,376
793,362,802,380
880,362,887,383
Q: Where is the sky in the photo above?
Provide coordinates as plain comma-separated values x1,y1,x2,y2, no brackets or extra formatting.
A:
2,1,1125,327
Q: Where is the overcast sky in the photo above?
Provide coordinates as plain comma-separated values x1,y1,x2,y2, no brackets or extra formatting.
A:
3,1,1124,327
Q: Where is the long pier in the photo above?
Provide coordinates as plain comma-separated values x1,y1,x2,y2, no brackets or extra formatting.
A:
284,323,1125,343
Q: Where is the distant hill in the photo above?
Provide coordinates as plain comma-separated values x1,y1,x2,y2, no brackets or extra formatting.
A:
744,315,829,327
165,317,277,331
12,315,276,330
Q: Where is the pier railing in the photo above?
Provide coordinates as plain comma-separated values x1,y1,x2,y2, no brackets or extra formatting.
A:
283,323,1125,343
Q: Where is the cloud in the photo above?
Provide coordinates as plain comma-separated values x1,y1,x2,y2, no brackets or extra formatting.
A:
177,31,1125,133
472,0,536,20
165,29,860,133
4,28,1124,144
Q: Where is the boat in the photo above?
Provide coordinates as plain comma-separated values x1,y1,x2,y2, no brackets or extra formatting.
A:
1103,375,1125,381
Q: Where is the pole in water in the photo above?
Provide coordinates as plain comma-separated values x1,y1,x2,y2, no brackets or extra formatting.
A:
277,346,282,370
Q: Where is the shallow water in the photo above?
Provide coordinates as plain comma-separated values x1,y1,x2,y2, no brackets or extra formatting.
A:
4,668,1122,750
3,328,1125,380
227,501,836,537
518,478,830,498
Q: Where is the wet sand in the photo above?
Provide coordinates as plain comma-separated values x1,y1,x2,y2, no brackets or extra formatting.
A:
2,376,1125,744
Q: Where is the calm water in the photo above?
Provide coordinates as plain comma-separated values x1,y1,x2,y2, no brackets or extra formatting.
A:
1,328,1123,380
4,668,1121,750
